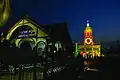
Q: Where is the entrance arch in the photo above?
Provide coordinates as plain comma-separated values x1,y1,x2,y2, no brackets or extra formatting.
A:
20,41,32,50
18,38,35,50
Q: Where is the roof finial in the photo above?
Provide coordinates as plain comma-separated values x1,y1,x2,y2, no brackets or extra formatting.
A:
23,12,29,18
87,20,89,26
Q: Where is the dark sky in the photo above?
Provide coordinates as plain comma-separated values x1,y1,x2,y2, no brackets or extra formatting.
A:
9,0,120,42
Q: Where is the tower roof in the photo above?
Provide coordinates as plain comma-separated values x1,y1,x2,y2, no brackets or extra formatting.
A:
84,20,92,32
87,20,90,26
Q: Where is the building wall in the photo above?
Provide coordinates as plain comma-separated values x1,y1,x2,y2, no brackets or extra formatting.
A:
79,44,101,57
5,18,48,49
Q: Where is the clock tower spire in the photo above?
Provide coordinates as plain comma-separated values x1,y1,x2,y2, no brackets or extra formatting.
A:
87,20,90,27
84,20,93,45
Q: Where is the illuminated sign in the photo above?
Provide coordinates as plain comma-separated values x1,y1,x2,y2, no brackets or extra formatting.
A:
18,30,35,38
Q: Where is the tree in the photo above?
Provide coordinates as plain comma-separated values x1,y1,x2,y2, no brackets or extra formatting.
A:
0,0,11,27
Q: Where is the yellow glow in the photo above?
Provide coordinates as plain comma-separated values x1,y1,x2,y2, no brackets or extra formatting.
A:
7,17,48,49
8,19,25,33
37,39,46,44
7,19,23,40
85,38,92,44
84,26,92,32
15,39,21,47
0,0,11,27
78,21,101,58
6,18,48,40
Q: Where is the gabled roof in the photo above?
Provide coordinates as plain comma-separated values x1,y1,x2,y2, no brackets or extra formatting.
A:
2,13,49,36
23,15,48,34
1,14,72,46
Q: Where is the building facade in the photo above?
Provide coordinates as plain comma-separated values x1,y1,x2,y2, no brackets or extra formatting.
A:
78,21,101,58
0,14,72,57
5,16,48,50
0,14,73,80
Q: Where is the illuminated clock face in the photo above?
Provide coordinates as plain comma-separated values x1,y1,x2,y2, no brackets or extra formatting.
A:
85,38,92,44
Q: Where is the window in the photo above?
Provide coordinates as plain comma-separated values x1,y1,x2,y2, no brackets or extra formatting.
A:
93,48,99,51
37,41,45,50
55,41,62,51
48,43,52,46
86,48,92,51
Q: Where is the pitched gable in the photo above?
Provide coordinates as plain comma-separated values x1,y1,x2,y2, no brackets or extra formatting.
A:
6,17,48,40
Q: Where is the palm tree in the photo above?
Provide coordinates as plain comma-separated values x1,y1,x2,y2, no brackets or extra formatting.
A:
0,0,11,27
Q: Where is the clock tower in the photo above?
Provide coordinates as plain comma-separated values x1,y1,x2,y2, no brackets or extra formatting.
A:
84,20,93,45
78,20,101,58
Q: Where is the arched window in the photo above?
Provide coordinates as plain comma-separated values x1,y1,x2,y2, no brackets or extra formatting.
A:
48,43,52,46
37,41,46,50
18,38,35,50
55,41,62,51
47,43,52,52
20,41,34,51
37,41,46,56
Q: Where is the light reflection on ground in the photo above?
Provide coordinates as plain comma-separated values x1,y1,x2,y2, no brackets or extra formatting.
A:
84,60,101,72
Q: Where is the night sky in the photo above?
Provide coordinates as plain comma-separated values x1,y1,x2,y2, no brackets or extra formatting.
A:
8,0,120,42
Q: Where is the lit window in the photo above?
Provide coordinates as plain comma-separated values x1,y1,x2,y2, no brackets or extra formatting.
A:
48,43,52,45
37,41,45,50
55,41,62,51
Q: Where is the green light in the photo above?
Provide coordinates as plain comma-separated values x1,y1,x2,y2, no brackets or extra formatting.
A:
74,42,79,57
